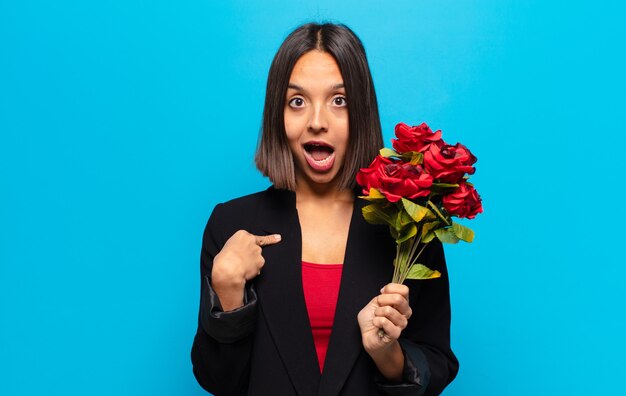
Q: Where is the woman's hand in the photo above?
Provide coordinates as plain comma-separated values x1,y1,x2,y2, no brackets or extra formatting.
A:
357,283,412,381
211,230,281,311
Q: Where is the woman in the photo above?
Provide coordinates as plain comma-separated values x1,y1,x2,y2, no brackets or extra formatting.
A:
191,23,458,395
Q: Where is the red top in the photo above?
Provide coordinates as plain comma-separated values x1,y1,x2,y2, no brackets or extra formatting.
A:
301,261,343,373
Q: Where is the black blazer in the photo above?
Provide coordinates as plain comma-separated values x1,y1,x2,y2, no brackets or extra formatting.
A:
191,187,458,396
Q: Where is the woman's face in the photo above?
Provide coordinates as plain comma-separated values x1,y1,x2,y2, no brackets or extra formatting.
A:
284,50,349,190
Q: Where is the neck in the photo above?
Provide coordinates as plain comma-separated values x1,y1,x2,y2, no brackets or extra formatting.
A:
294,180,354,204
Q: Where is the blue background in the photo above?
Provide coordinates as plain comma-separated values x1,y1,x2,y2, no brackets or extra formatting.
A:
1,1,625,395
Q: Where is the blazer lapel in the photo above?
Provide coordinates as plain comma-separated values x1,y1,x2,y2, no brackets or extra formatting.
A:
317,198,395,396
253,188,321,396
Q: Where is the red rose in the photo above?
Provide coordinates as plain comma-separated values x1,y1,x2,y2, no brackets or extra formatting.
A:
356,155,390,193
423,142,477,183
357,155,433,202
392,122,442,153
380,163,433,202
442,182,483,219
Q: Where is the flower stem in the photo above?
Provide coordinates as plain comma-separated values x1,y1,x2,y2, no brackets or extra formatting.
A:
382,230,430,339
427,200,450,226
410,243,429,267
393,230,424,284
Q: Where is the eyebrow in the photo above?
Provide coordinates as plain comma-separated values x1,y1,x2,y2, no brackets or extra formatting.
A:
287,83,345,90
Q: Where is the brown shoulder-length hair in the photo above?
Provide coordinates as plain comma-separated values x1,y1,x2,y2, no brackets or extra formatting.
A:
255,22,383,191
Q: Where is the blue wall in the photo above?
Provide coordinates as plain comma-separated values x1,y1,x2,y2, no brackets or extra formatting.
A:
1,1,624,394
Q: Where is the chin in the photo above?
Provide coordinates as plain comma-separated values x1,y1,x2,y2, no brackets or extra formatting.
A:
303,171,342,188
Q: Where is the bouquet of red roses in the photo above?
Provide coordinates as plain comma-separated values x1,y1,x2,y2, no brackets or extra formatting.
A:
356,122,483,283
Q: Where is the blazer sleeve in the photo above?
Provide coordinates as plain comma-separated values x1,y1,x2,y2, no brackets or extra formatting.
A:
375,240,459,396
191,203,257,395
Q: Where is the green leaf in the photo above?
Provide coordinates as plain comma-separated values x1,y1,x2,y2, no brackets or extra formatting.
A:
451,222,475,243
431,182,460,189
390,226,399,240
405,263,442,280
394,207,414,231
396,151,423,165
422,231,437,243
379,148,399,158
370,188,385,199
402,198,435,223
362,204,392,225
360,188,387,201
430,182,460,194
434,227,460,244
421,221,441,240
409,152,423,165
396,223,418,243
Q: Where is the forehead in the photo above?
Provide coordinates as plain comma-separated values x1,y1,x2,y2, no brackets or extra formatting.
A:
289,51,343,84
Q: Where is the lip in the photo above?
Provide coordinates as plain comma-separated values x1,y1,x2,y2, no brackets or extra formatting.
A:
302,140,335,172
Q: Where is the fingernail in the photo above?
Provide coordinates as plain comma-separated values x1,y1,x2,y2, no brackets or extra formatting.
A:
274,234,281,241
380,287,385,294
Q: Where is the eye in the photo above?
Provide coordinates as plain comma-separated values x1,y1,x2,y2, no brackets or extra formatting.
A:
288,97,305,108
332,96,347,107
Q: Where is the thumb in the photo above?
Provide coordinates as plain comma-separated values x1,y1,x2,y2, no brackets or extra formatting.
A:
254,234,282,247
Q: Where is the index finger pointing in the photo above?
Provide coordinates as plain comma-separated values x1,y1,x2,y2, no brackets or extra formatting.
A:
255,234,282,247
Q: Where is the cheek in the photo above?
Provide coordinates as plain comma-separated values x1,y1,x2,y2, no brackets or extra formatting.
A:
283,111,304,140
337,121,350,151
283,118,301,155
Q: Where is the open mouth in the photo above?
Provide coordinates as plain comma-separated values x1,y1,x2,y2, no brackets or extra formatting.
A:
303,142,336,172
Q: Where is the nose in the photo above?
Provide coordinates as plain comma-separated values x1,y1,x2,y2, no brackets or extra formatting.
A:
307,102,328,133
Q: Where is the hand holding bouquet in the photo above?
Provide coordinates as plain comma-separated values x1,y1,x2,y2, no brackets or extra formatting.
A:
356,122,483,284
